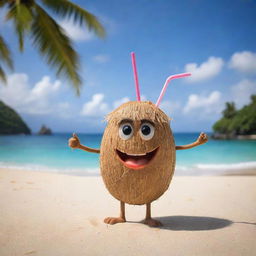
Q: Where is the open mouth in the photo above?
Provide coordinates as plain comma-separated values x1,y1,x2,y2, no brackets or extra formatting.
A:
116,147,159,170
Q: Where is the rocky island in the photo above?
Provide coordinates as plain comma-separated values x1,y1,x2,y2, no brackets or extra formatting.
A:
212,95,256,140
0,100,31,135
38,125,52,135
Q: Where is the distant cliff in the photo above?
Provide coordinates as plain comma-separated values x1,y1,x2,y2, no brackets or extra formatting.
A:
0,101,31,135
212,95,256,139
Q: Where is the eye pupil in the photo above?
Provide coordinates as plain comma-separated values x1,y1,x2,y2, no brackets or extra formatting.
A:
122,125,132,135
141,125,151,135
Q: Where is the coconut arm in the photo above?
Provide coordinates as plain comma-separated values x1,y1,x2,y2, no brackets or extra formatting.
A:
77,144,100,153
68,133,100,154
175,132,208,150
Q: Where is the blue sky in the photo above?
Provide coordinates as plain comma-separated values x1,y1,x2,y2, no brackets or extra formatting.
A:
0,0,256,133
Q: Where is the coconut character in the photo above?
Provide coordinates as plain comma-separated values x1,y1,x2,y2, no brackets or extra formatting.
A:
68,53,208,227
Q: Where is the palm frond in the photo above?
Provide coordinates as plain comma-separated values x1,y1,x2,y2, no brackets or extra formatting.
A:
0,35,13,69
41,0,105,38
0,2,6,8
31,4,81,95
0,65,7,83
5,2,33,51
0,0,10,8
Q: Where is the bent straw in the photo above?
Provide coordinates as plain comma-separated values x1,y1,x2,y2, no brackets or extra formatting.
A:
155,73,191,107
131,52,141,101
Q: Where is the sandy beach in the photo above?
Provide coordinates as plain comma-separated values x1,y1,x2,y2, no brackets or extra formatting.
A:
0,168,255,256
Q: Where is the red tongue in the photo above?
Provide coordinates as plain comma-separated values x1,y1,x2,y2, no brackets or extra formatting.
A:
125,157,148,168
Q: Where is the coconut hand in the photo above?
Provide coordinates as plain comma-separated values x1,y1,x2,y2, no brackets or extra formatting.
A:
175,132,208,150
68,133,100,153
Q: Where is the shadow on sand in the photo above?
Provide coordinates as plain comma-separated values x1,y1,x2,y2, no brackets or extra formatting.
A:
155,216,233,231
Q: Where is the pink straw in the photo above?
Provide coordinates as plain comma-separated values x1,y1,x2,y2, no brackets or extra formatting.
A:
155,73,191,107
131,52,141,101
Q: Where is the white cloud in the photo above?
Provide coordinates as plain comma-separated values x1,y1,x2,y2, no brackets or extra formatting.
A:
80,94,109,117
80,93,180,119
159,100,181,117
0,73,65,115
93,54,110,64
113,97,130,109
59,19,93,42
185,57,224,82
0,73,29,107
182,79,255,119
112,95,147,109
31,76,60,98
183,91,222,114
231,79,256,107
229,51,256,73
80,95,134,117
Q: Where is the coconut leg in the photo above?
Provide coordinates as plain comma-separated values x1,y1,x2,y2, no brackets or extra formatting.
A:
104,201,126,225
142,203,163,227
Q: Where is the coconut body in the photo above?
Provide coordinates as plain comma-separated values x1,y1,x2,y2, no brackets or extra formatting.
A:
100,101,176,205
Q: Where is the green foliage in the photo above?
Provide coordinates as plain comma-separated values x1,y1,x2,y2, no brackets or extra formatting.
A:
31,4,81,93
213,95,256,135
0,35,13,82
5,1,34,51
213,118,233,134
0,0,105,95
0,100,31,134
41,0,105,38
222,102,236,119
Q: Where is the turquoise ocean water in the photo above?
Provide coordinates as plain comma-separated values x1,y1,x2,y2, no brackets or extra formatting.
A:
0,133,256,176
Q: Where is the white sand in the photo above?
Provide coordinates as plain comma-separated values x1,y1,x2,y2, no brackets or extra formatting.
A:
0,168,256,256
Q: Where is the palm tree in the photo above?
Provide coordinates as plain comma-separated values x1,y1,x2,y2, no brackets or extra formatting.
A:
0,0,105,95
223,102,237,119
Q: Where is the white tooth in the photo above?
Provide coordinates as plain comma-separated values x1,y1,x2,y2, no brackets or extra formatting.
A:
117,149,147,156
128,153,146,156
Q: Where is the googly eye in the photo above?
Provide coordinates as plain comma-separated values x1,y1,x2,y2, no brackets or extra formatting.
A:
140,122,155,140
119,123,133,140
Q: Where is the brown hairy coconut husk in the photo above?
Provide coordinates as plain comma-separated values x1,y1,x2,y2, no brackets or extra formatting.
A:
100,101,176,205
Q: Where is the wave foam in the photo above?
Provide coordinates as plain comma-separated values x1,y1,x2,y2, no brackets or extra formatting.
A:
175,161,256,175
195,161,256,170
0,162,100,176
1,161,256,176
